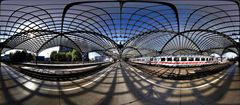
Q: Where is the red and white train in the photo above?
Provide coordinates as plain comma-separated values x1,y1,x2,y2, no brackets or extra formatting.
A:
130,55,220,67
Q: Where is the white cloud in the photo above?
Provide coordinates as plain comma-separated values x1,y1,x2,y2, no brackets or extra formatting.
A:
38,46,59,58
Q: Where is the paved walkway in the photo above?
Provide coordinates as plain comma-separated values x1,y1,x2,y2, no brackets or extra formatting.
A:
130,62,233,80
23,62,106,67
0,62,239,105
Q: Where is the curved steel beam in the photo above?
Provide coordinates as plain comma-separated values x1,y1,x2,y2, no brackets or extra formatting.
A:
122,46,143,57
62,0,180,40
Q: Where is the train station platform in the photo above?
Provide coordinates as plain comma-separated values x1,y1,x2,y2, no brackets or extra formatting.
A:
0,62,239,105
130,62,234,80
0,0,239,105
13,62,111,81
22,62,108,68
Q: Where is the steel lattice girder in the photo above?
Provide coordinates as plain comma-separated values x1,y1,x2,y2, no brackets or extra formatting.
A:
0,0,239,57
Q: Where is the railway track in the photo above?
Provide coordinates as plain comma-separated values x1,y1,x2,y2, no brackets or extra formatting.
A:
8,63,112,81
129,62,234,80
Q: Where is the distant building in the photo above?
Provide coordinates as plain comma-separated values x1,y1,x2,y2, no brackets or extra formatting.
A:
1,54,10,62
94,56,105,62
82,52,89,61
94,55,113,62
59,46,73,52
36,56,45,61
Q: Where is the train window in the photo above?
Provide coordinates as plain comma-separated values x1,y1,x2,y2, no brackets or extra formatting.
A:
195,58,200,61
151,57,154,61
161,58,166,61
206,58,209,61
189,57,194,61
167,58,172,61
181,57,187,61
174,57,179,61
153,58,157,61
201,58,205,61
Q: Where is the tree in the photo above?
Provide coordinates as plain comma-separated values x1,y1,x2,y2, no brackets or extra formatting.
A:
66,51,72,61
50,51,58,61
9,50,35,63
57,52,66,61
26,53,34,62
71,49,80,61
49,49,81,62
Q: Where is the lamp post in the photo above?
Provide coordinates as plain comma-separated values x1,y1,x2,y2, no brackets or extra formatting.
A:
82,54,84,64
238,36,240,68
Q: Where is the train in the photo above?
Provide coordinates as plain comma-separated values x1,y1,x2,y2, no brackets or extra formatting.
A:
129,55,221,67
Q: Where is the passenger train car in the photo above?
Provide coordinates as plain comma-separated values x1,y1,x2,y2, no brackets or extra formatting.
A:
130,55,219,67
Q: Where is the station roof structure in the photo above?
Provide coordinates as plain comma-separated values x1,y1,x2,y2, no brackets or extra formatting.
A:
0,0,239,58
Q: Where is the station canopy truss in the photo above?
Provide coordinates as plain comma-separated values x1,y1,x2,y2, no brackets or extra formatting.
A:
0,0,239,58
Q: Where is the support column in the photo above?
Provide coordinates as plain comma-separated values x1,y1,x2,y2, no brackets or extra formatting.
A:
238,50,240,68
0,0,2,69
35,53,38,65
81,52,89,64
0,48,2,69
82,54,84,64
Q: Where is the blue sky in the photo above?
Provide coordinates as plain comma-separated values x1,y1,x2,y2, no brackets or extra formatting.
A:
39,46,101,59
2,47,237,60
3,46,101,59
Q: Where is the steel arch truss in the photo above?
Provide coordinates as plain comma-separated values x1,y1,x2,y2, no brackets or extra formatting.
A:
0,0,239,57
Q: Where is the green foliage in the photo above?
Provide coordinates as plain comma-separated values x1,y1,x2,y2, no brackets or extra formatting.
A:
50,51,58,61
66,51,72,61
71,49,80,61
58,52,66,61
9,50,35,62
50,49,81,62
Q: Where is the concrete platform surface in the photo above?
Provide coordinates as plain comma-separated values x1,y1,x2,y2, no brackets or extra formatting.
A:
0,62,239,105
